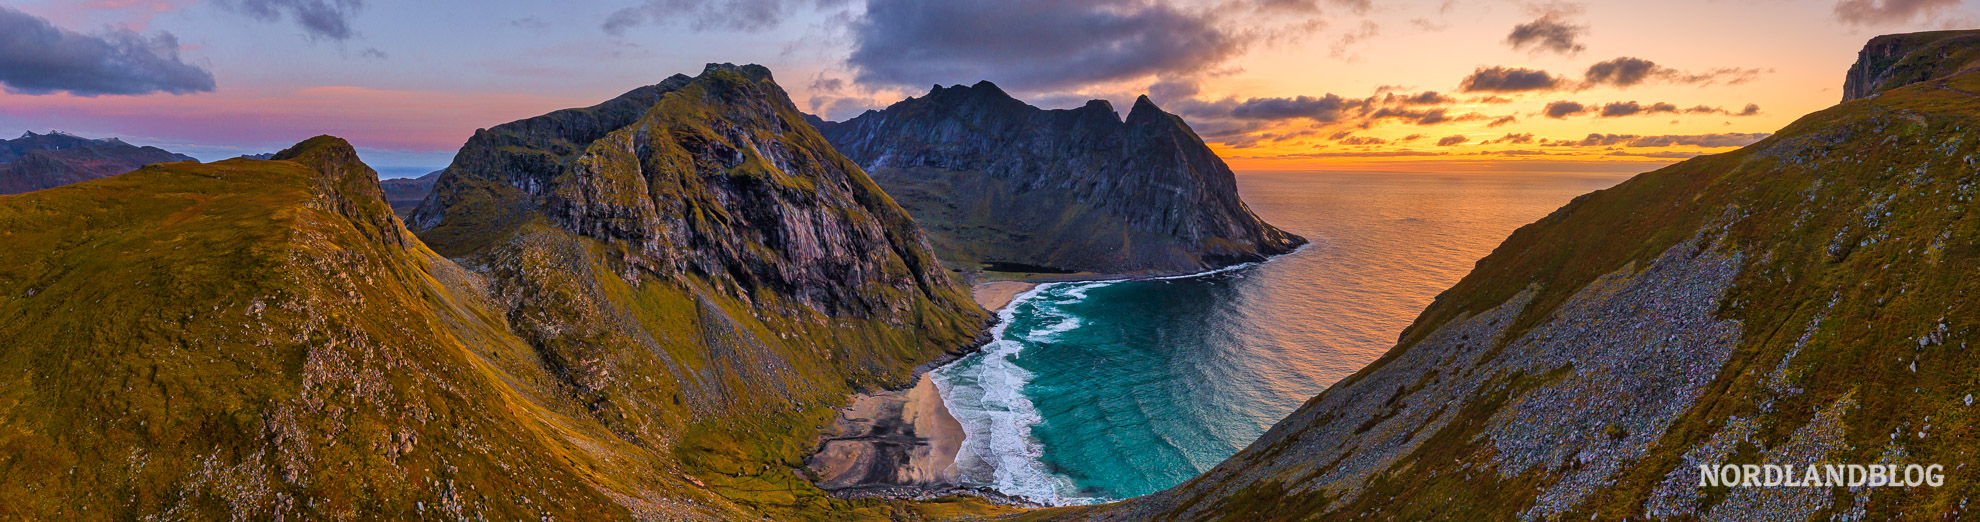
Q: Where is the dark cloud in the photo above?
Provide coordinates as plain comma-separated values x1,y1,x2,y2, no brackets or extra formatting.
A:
848,0,1242,93
1367,107,1487,126
1550,132,1770,147
1400,134,1425,142
1328,130,1354,140
1459,66,1565,92
1592,101,1761,118
1488,115,1518,127
1483,132,1536,145
0,8,215,96
1436,135,1468,146
1228,94,1355,121
1583,56,1770,88
216,0,367,41
1834,0,1961,25
1506,13,1586,56
1584,57,1657,87
604,0,843,34
1339,135,1388,145
1543,101,1587,118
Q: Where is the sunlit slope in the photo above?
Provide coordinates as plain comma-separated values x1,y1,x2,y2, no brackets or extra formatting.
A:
1041,41,1980,521
0,137,748,519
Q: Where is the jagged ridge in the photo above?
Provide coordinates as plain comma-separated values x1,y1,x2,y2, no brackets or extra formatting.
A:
0,131,195,194
814,82,1304,275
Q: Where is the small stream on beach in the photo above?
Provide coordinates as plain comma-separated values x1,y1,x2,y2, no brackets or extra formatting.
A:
930,169,1637,505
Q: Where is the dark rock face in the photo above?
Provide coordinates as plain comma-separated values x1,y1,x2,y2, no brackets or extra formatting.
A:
815,82,1304,275
1842,29,1980,102
0,131,195,194
379,170,439,217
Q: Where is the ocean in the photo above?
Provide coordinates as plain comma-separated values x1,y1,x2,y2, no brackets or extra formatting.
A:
931,169,1639,505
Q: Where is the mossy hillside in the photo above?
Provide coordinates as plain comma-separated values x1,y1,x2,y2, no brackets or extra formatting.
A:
1042,45,1980,521
413,65,996,519
0,138,733,519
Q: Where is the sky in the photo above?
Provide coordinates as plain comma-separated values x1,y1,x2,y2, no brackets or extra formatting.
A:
1,0,1974,177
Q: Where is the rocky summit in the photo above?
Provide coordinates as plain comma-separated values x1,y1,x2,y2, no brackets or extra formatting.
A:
0,131,195,194
814,82,1305,275
1035,31,1980,521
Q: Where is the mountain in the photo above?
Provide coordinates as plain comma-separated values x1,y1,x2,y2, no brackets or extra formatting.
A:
0,137,715,519
1043,31,1980,520
379,170,439,217
813,82,1305,275
0,66,1004,519
0,131,195,194
408,64,995,517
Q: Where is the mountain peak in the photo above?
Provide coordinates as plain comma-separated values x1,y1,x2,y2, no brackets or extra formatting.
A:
700,62,774,82
1125,94,1171,125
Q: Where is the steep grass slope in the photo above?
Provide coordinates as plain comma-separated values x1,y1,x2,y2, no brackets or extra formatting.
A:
1040,32,1980,521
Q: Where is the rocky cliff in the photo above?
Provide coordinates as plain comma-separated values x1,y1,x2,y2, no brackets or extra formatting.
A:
1842,29,1980,101
409,64,996,517
814,82,1304,275
1040,31,1980,521
0,131,195,194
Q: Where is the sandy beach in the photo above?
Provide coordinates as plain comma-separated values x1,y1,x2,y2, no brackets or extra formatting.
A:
807,373,967,493
972,281,1038,311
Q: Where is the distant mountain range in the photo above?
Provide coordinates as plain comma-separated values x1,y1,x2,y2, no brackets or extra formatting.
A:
378,170,438,217
0,131,194,194
814,82,1304,275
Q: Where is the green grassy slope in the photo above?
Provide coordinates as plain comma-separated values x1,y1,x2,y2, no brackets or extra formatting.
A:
1035,40,1980,521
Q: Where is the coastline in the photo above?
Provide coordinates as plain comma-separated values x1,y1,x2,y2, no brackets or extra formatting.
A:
806,253,1301,504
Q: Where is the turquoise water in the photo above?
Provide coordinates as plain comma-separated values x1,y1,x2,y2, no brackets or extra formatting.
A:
933,170,1638,504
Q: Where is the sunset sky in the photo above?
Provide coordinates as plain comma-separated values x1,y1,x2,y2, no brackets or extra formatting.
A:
2,0,1973,176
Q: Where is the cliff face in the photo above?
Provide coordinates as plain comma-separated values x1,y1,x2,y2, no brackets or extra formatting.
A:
815,82,1304,275
1050,32,1980,520
410,64,992,516
0,131,195,194
1842,29,1980,101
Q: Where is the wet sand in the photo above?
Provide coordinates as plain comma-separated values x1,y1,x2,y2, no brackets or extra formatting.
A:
805,282,1037,499
807,374,966,495
973,281,1038,311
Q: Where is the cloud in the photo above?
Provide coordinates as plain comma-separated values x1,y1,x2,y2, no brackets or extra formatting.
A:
1834,0,1962,25
1543,100,1587,118
1330,20,1380,59
1338,135,1388,145
1547,132,1770,147
847,0,1242,93
1583,56,1770,88
1436,135,1468,146
1591,101,1761,118
1483,132,1536,145
1459,66,1565,92
1229,94,1355,121
603,0,843,34
1488,115,1518,127
0,7,214,96
215,0,366,41
1506,10,1586,56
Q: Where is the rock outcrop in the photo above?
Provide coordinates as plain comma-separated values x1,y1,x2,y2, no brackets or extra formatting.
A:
1842,29,1980,101
0,131,195,194
814,82,1304,275
1049,31,1980,520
